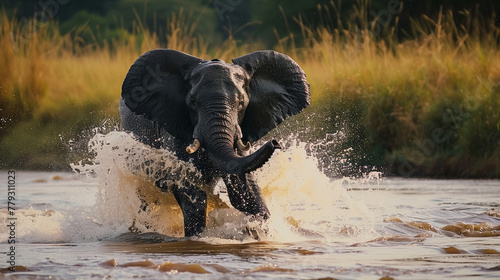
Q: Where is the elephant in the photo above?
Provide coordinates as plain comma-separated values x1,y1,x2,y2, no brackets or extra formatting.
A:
119,48,310,237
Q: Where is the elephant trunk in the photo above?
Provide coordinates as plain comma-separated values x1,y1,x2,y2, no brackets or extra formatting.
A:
211,139,281,174
198,112,281,174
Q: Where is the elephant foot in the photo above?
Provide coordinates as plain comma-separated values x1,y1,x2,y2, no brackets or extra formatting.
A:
171,183,207,237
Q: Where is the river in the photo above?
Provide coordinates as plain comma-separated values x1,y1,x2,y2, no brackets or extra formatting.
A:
1,132,499,279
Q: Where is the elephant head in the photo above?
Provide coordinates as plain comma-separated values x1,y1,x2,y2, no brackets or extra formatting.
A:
121,49,310,175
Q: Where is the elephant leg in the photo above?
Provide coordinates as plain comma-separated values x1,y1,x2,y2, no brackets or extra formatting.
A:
222,173,270,220
171,183,207,237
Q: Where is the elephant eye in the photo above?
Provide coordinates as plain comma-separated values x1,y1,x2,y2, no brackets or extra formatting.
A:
189,98,197,108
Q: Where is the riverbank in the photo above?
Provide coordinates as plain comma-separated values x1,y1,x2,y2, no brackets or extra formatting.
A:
0,8,499,177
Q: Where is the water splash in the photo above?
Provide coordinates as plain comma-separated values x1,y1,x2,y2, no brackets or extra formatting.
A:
71,131,203,238
254,139,379,243
0,129,381,244
69,131,379,243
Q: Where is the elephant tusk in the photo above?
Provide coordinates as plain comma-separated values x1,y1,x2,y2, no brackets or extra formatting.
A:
236,139,251,152
186,139,201,154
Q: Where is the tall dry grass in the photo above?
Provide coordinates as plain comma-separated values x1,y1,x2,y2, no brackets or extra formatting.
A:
281,3,500,177
0,8,259,169
0,4,499,177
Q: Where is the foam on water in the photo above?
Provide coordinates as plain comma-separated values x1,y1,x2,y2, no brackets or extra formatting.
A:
1,208,64,243
1,131,380,244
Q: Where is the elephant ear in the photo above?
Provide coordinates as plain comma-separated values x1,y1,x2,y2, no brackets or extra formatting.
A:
232,50,310,143
121,49,203,142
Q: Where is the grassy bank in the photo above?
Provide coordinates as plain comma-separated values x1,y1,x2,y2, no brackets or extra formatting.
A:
0,6,499,177
293,8,500,178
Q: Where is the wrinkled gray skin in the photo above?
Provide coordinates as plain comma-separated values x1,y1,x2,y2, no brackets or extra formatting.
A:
120,49,310,237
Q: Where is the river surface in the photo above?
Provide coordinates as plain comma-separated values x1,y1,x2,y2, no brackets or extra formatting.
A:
1,132,499,279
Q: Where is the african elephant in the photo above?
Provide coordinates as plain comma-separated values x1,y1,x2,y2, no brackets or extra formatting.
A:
120,49,310,237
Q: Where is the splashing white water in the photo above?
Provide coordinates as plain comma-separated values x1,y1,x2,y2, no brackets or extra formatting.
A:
254,139,378,243
72,131,204,238
1,131,380,244
80,131,379,242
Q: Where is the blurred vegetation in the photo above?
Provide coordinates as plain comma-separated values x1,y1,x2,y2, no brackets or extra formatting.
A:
0,0,499,177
